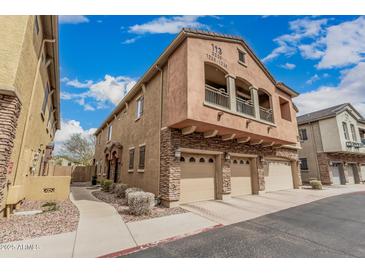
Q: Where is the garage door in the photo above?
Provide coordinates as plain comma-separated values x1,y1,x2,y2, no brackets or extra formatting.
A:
180,154,215,203
331,164,341,185
347,164,356,184
264,159,293,192
361,165,365,182
231,157,252,196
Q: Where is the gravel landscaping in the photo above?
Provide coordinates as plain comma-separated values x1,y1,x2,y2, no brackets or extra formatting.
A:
92,190,187,223
0,199,79,244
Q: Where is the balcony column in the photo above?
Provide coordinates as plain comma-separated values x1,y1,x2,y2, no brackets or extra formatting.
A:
226,75,236,111
250,86,260,119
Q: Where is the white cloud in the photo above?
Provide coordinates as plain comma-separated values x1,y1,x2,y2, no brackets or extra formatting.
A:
54,119,96,153
122,37,140,44
59,16,89,24
263,17,328,62
128,16,207,34
281,63,296,70
305,74,320,85
61,75,136,111
295,62,365,116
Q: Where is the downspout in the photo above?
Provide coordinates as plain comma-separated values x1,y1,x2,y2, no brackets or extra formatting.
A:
156,65,163,197
13,38,55,185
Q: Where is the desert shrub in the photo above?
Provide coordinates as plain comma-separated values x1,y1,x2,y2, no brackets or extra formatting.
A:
115,184,129,198
128,192,155,215
41,201,59,212
310,180,323,190
125,187,143,202
101,180,113,192
109,183,117,193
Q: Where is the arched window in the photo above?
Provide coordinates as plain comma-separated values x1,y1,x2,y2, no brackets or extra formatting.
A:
233,159,238,164
208,158,214,163
180,157,185,162
240,160,244,164
199,158,205,163
258,89,273,123
236,78,254,116
189,157,196,163
204,63,229,108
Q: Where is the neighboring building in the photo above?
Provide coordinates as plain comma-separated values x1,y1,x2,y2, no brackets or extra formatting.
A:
298,103,365,185
0,16,60,214
94,29,301,207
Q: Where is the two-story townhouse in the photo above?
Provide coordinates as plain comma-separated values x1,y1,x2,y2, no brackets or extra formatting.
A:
94,29,302,207
298,103,365,185
0,16,60,215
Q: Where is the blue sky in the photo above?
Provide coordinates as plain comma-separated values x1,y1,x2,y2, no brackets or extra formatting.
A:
56,15,365,146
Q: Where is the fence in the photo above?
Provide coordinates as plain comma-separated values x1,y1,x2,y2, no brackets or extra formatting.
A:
47,164,95,182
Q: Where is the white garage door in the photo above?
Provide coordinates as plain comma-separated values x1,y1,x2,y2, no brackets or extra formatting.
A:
264,159,293,192
231,157,252,196
180,154,215,204
361,165,365,182
331,164,341,185
347,164,355,184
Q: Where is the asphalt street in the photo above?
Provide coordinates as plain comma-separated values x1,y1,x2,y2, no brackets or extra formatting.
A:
123,191,365,257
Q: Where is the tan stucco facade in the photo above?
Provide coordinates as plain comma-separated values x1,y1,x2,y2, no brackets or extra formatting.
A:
94,29,301,206
0,16,60,214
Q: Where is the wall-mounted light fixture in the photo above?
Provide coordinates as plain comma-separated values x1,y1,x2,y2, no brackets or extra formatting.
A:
217,111,224,121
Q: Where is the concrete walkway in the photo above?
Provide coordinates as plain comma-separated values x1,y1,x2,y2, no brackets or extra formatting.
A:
181,184,365,225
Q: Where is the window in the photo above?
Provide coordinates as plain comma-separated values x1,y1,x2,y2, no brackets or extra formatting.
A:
342,122,350,140
300,158,308,171
136,96,144,119
238,49,246,64
299,128,308,141
41,83,50,116
279,97,291,121
34,16,39,34
138,145,145,170
47,103,53,129
350,124,357,141
129,148,135,170
107,125,112,141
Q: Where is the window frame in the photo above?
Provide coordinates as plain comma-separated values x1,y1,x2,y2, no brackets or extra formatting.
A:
41,82,50,118
350,124,357,141
128,147,135,172
300,158,309,171
299,128,308,141
237,48,247,66
34,16,40,34
135,95,144,120
138,145,146,171
107,125,112,141
342,122,350,140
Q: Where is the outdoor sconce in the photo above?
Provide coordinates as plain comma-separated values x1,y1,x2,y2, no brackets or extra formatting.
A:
217,111,224,121
246,120,251,128
174,149,181,160
329,162,333,166
224,152,231,161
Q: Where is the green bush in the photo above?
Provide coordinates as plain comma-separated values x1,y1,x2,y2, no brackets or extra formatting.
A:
128,192,155,215
115,184,129,198
310,180,323,190
41,201,59,212
101,179,113,192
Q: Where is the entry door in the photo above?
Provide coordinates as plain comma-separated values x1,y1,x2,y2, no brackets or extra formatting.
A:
180,154,215,204
361,165,365,182
264,160,293,192
331,164,341,185
230,157,252,196
347,164,355,184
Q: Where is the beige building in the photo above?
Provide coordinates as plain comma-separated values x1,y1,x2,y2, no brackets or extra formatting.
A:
298,103,365,185
94,29,302,207
0,16,60,215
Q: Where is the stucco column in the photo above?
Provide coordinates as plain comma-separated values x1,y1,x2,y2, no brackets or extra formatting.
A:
226,75,236,111
354,164,361,184
317,153,332,185
339,163,348,185
250,86,260,119
291,160,301,189
358,163,364,183
257,156,266,191
216,154,231,200
250,157,260,194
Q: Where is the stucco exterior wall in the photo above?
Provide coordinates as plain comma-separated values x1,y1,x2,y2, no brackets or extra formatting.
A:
183,37,298,144
319,117,342,152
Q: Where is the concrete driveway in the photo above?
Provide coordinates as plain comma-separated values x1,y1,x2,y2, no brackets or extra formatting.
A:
181,185,365,225
124,191,365,257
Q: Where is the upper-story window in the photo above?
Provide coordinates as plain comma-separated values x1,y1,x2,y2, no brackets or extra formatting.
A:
342,122,350,140
138,145,145,170
299,128,308,141
279,97,291,122
136,96,144,119
41,82,50,117
350,124,357,141
238,49,246,65
107,125,112,141
129,148,135,170
34,16,40,34
300,158,309,171
47,103,54,131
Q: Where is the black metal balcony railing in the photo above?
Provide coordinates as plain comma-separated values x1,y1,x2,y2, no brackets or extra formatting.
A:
205,84,230,109
236,97,254,116
259,106,273,123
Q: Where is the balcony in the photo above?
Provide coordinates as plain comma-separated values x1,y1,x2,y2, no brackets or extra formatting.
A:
259,106,273,123
236,97,254,116
205,84,230,109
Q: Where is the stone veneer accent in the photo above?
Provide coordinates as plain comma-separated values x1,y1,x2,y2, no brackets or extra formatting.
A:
0,94,21,206
160,128,300,203
317,152,365,185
